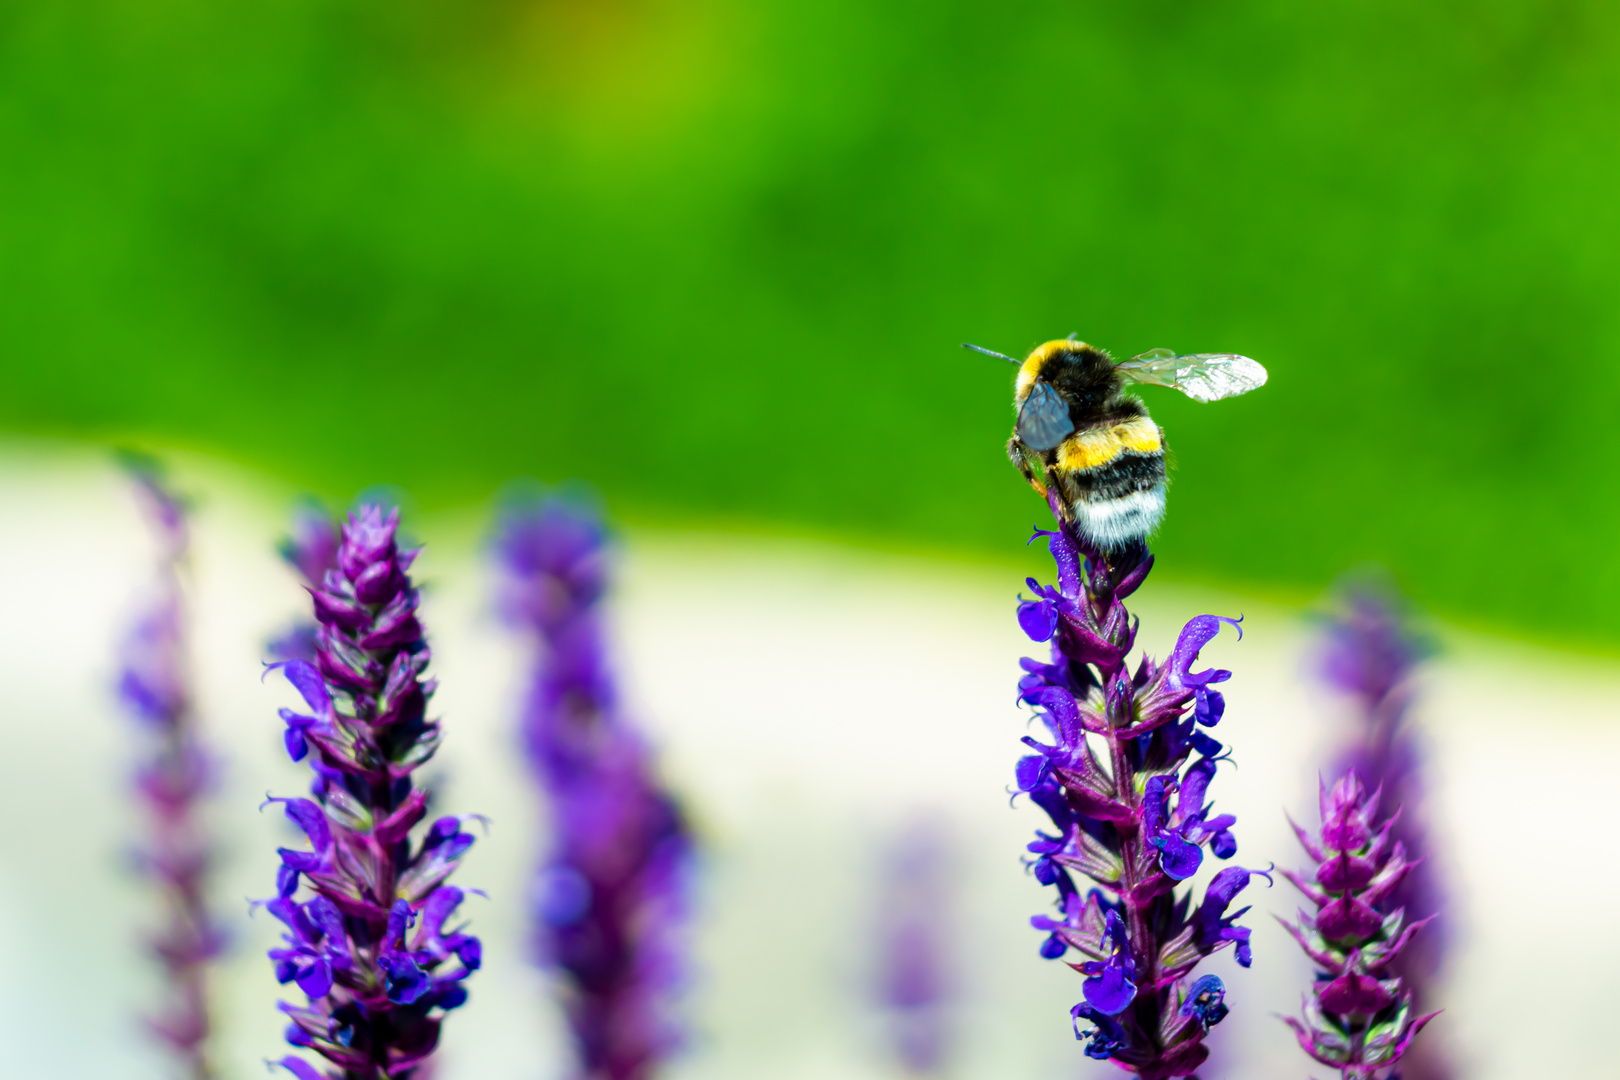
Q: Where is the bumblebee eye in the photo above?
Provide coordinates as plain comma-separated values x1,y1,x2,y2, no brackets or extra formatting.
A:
1016,382,1075,451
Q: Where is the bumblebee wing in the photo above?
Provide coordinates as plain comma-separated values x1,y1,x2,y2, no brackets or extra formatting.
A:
1016,381,1075,451
1116,350,1268,403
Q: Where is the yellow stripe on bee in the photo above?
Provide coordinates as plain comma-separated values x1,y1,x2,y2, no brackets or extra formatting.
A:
1016,339,1089,400
1055,416,1162,472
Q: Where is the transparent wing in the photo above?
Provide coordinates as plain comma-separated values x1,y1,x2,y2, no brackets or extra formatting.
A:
1116,349,1268,403
1016,381,1075,451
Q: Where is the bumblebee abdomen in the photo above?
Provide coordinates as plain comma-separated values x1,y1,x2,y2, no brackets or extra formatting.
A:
1047,415,1167,550
1051,415,1162,472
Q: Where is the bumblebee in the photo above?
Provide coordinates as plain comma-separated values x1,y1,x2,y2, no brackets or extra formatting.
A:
964,338,1267,551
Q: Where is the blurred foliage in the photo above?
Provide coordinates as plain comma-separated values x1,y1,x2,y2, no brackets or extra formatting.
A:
2,0,1618,640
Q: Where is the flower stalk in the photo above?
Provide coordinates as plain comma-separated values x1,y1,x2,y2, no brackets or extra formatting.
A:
117,458,222,1079
264,506,482,1080
495,496,690,1080
1014,491,1266,1079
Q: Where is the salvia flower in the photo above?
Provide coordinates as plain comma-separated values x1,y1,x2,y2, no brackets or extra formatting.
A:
1317,581,1449,1080
1014,492,1267,1079
1281,770,1439,1079
263,506,481,1080
874,820,955,1075
117,457,223,1079
495,495,691,1080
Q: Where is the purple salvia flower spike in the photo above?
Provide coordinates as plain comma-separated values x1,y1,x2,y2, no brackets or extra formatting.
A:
875,819,956,1075
495,493,692,1080
1299,579,1449,1080
262,503,480,1080
1282,769,1440,1079
116,455,223,1079
1013,482,1259,1078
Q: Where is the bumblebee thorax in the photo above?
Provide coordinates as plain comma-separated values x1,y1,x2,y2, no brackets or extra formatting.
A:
1016,340,1128,424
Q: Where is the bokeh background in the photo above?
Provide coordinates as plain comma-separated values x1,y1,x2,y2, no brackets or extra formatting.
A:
6,0,1620,640
3,2,1619,1079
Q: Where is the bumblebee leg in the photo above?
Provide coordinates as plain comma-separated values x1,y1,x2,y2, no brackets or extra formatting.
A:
1006,438,1048,498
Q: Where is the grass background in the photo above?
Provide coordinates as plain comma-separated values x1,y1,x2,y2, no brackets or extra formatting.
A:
3,0,1617,642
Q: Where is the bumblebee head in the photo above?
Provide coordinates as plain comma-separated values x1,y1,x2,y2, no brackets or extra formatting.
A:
1014,339,1121,411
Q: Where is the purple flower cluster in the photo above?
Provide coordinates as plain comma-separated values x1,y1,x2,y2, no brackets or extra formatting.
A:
1310,582,1447,1079
495,497,690,1080
875,821,955,1075
1013,492,1267,1079
118,460,223,1078
1281,772,1439,1077
264,506,482,1080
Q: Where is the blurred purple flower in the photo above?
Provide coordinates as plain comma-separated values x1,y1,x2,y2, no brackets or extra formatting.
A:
1014,492,1266,1079
874,819,955,1075
1313,579,1450,1080
267,502,341,663
264,505,480,1080
116,456,223,1079
495,495,691,1080
1281,772,1440,1078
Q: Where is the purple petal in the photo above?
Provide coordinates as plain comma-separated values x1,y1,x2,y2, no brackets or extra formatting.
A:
1018,597,1059,642
1225,924,1254,967
387,899,414,944
1202,866,1266,918
1143,775,1171,835
304,897,350,963
1194,687,1226,726
1153,833,1203,880
1022,686,1082,745
380,952,430,1004
1210,829,1237,859
267,659,331,714
1178,759,1217,814
1166,615,1242,692
1082,961,1136,1014
266,797,332,854
273,1056,328,1080
278,848,323,872
295,957,333,998
1014,754,1048,792
418,886,465,943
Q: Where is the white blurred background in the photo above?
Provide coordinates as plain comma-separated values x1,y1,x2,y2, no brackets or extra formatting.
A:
2,441,1616,1079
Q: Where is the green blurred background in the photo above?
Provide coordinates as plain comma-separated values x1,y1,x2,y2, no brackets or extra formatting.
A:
2,0,1617,642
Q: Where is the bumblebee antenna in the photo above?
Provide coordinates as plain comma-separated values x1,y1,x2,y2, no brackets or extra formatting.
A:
961,342,1021,364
